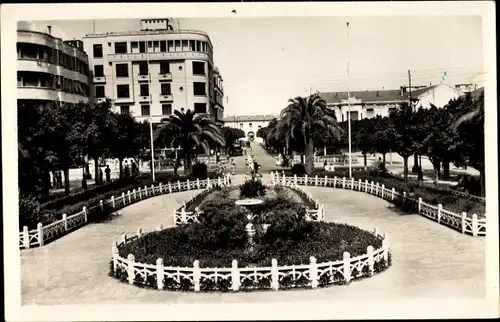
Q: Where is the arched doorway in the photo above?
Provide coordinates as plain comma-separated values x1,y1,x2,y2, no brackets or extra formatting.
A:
247,131,255,141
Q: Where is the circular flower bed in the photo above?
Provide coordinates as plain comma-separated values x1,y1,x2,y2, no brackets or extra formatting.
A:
110,179,391,292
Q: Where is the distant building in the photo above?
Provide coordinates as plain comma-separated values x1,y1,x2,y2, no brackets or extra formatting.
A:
320,83,465,121
17,27,90,106
83,18,224,125
223,114,277,142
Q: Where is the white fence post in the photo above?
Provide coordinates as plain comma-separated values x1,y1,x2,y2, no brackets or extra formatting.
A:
365,180,369,192
271,258,279,290
391,188,395,201
150,184,154,195
375,183,379,196
367,246,374,275
383,233,390,263
343,252,351,283
461,212,467,234
128,191,131,203
197,178,200,189
294,174,298,185
122,192,125,204
63,214,68,231
144,185,148,197
472,214,478,236
370,181,374,194
351,177,354,190
403,191,407,201
127,254,135,284
187,179,191,190
324,175,328,186
358,179,362,191
381,184,385,198
138,187,142,199
218,177,222,186
23,226,30,249
437,204,442,223
282,173,286,185
309,256,318,289
111,196,115,208
37,223,44,246
181,208,187,223
159,183,163,194
315,175,318,186
304,174,308,185
83,206,87,222
193,260,201,292
100,200,104,211
342,177,346,189
417,197,422,213
231,259,240,291
168,182,172,193
207,177,211,188
177,180,181,191
156,258,164,290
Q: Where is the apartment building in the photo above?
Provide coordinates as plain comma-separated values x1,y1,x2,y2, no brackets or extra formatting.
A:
83,19,224,125
17,27,90,106
320,83,465,121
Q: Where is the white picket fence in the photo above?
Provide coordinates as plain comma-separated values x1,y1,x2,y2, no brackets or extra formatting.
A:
112,226,390,292
271,172,486,237
19,175,231,250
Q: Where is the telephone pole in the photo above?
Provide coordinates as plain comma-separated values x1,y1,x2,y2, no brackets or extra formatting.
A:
347,22,352,178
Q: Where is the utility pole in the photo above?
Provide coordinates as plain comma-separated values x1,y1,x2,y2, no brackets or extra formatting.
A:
347,21,352,178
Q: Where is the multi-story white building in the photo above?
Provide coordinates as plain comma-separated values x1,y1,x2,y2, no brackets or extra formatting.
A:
17,27,90,105
320,83,466,121
83,18,224,125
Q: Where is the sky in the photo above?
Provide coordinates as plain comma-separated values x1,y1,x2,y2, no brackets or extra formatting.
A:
20,16,484,116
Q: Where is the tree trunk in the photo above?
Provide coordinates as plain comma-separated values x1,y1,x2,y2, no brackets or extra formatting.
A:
85,162,90,178
42,170,51,197
433,161,440,186
64,167,70,196
94,158,99,186
118,158,123,179
412,153,419,173
443,159,450,178
382,153,386,165
403,156,409,180
305,138,315,175
300,154,305,165
183,153,192,176
363,153,367,166
479,167,485,197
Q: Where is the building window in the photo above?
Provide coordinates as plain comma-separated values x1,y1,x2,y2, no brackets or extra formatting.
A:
189,40,196,51
131,42,138,51
93,44,103,58
120,105,130,115
161,83,171,95
192,61,205,75
194,103,206,114
139,41,146,53
239,123,243,128
249,123,253,128
193,82,206,96
114,42,127,54
95,85,105,98
160,61,170,74
115,64,129,77
162,104,172,115
94,65,104,77
141,105,150,116
160,41,167,52
116,84,130,98
139,62,148,76
140,84,149,97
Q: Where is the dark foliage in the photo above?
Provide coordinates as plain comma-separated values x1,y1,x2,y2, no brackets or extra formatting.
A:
192,163,208,178
291,163,306,176
239,178,267,198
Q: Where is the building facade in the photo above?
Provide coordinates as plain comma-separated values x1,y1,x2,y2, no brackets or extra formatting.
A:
320,83,465,121
17,28,90,105
223,114,277,142
83,19,224,125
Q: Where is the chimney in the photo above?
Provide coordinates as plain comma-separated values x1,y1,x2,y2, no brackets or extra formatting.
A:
47,25,52,35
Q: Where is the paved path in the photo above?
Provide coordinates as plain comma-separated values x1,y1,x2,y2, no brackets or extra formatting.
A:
20,142,485,304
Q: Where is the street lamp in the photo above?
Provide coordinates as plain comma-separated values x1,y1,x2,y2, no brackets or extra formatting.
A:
347,21,352,178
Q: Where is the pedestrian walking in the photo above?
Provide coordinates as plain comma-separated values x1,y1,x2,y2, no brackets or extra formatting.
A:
105,165,111,183
231,158,236,175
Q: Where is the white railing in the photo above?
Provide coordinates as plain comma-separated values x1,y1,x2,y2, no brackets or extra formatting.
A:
19,175,231,250
111,227,390,292
270,172,486,237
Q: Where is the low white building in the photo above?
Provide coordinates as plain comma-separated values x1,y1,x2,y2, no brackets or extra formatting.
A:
223,114,277,142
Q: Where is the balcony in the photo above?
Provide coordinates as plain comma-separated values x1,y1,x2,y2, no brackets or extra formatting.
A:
158,73,172,82
137,74,149,82
139,95,151,102
114,97,134,104
93,76,106,83
107,51,212,64
159,94,173,102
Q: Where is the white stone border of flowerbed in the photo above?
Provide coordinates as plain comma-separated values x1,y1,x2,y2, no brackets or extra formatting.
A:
271,172,486,237
18,175,231,250
112,226,390,292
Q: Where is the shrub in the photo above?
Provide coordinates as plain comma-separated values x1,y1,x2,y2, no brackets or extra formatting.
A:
291,164,306,176
192,163,208,178
19,196,42,229
239,178,267,198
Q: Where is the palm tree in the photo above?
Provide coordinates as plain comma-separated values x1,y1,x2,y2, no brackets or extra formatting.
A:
452,91,484,129
153,109,225,175
278,94,342,175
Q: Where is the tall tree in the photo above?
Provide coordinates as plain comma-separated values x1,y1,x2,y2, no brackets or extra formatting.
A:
353,118,377,166
278,94,341,175
221,126,245,155
372,115,395,165
153,109,225,176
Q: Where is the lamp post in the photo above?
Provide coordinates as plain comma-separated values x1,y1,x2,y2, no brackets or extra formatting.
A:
347,21,352,178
